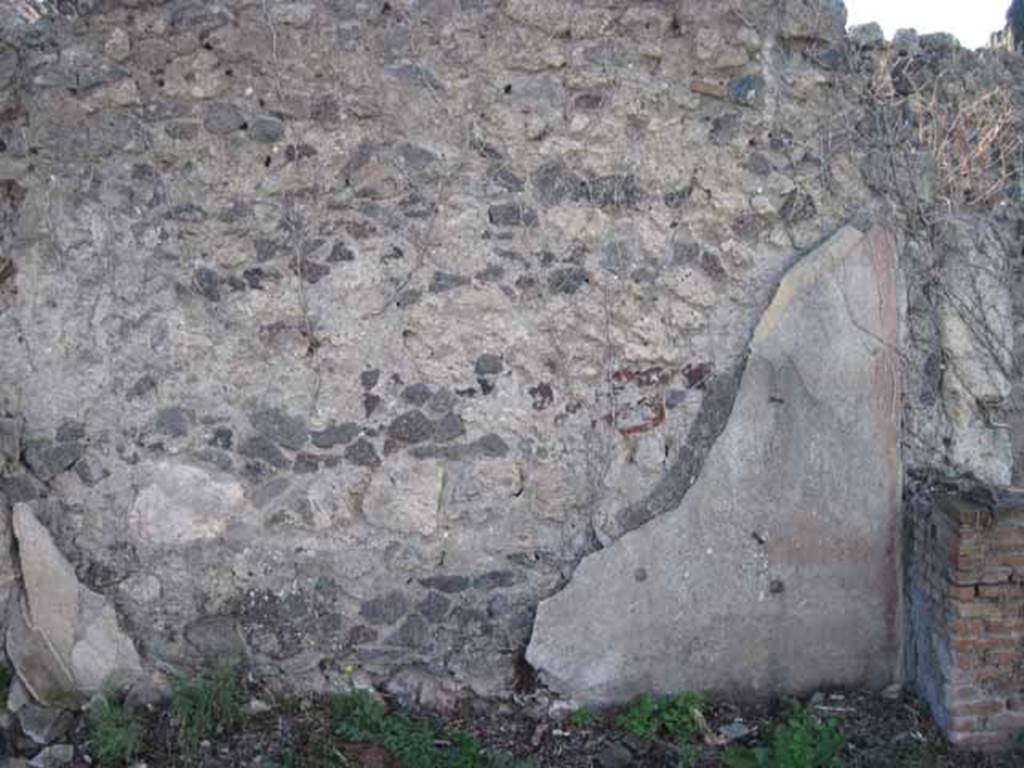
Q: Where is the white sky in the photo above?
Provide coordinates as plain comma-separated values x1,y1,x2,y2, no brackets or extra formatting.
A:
845,0,1010,49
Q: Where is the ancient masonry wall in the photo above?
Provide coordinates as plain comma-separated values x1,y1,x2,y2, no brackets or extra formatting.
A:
0,0,1023,728
907,493,1024,748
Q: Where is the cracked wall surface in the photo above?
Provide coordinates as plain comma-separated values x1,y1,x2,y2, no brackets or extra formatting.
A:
0,0,1022,706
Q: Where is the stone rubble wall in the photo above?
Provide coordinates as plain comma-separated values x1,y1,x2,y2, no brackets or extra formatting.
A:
0,0,1021,723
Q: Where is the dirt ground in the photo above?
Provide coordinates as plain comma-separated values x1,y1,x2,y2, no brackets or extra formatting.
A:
55,685,1023,768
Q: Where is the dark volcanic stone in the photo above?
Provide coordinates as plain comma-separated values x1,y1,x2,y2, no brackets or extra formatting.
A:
429,271,470,293
328,242,355,262
310,422,360,448
473,569,524,590
293,453,319,473
474,433,509,458
389,615,429,648
401,384,432,405
532,161,583,206
192,267,221,302
547,267,590,295
418,574,471,593
249,115,285,143
727,74,766,106
55,420,85,443
488,202,538,227
433,412,465,443
473,353,503,376
360,591,408,626
586,174,642,208
250,408,308,450
24,441,83,480
344,438,381,468
204,102,246,134
155,406,191,437
239,435,289,469
360,369,380,390
345,625,379,647
386,411,434,444
418,592,451,622
209,427,233,450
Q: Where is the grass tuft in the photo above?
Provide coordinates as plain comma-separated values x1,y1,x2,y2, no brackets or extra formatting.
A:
616,691,708,745
722,703,846,768
87,692,145,766
330,689,532,768
171,663,243,749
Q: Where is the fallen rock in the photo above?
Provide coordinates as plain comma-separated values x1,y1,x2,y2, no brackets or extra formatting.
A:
16,705,73,745
527,226,901,703
28,744,73,768
719,720,753,741
5,504,142,706
6,677,31,712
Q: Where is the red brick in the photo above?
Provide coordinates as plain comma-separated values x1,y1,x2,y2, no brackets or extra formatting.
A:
950,716,981,732
951,619,986,637
987,650,1021,667
952,602,1004,619
985,620,1024,636
988,710,1024,732
979,583,1024,598
949,584,979,600
951,637,1013,653
979,567,1015,584
992,528,1024,546
948,731,1010,749
689,80,727,98
949,699,1005,717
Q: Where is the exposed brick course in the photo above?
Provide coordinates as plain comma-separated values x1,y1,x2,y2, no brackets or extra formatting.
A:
908,494,1024,748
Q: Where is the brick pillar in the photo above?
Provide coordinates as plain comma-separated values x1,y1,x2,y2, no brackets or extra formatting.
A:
907,494,1024,749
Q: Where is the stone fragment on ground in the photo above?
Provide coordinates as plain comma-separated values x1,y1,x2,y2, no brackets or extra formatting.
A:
5,504,141,706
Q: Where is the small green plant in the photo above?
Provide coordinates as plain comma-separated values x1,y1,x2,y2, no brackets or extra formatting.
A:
616,691,707,744
569,706,594,728
87,692,144,766
722,704,846,768
617,693,661,740
171,664,243,748
677,743,704,768
331,690,532,768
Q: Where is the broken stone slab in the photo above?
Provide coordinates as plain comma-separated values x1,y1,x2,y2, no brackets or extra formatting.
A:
6,504,142,706
28,743,73,768
527,226,901,704
17,705,73,745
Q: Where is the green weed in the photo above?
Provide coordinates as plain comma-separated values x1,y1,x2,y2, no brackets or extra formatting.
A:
171,664,243,749
569,706,594,728
331,689,532,768
616,691,707,744
722,704,845,768
87,692,145,766
677,743,704,768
